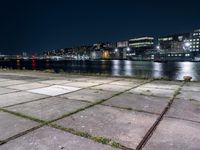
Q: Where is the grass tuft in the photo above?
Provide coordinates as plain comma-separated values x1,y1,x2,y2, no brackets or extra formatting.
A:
0,108,46,124
50,124,123,149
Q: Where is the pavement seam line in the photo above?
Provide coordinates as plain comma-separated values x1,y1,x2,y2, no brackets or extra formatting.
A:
0,90,21,96
165,115,200,124
0,108,46,124
135,81,186,150
2,96,52,108
0,125,44,146
100,104,160,115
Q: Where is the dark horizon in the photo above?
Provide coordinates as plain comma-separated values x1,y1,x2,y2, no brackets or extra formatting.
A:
0,0,200,55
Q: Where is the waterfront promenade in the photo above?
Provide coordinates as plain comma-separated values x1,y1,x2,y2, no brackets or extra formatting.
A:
0,70,200,150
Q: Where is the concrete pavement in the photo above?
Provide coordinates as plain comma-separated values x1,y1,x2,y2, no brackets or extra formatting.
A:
0,70,200,150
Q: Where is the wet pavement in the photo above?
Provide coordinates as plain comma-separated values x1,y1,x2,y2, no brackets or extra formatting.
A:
0,70,200,150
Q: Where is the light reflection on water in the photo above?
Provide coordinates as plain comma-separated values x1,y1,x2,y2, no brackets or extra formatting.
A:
1,60,200,81
124,61,133,76
112,60,121,76
176,62,197,81
153,62,163,78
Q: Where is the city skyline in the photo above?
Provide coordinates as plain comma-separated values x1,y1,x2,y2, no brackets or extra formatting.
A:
0,0,200,54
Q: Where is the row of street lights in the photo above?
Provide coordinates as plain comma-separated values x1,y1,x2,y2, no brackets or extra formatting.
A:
115,47,131,53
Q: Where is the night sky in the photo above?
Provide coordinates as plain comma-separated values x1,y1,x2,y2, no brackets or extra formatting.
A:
0,0,200,54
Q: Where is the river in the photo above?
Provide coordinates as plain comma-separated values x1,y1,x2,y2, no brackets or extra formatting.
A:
0,60,200,81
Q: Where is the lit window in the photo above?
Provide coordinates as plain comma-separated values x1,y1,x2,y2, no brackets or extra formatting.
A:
185,54,190,57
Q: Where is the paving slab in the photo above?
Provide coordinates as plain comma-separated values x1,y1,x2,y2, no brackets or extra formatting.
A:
79,78,117,84
166,99,200,122
151,80,183,85
0,78,9,82
110,80,142,86
0,74,44,81
143,117,200,150
177,90,200,101
91,84,132,92
68,77,98,82
0,111,39,141
123,78,147,83
0,126,118,150
103,93,169,114
7,97,90,121
56,105,158,149
0,91,48,107
128,87,175,98
39,79,72,85
0,87,18,95
28,85,81,96
7,82,49,90
0,80,28,87
61,89,117,103
64,81,100,88
140,82,180,90
181,85,200,92
185,82,200,87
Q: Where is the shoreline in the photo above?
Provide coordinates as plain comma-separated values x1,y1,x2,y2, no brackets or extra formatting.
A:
0,68,195,82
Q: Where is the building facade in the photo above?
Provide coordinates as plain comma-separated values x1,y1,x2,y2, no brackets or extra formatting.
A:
190,29,200,55
129,37,154,55
158,33,191,53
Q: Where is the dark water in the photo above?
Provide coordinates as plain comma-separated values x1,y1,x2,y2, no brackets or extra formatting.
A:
1,60,200,81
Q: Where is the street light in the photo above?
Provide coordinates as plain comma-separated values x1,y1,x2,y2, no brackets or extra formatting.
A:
127,47,130,52
115,48,118,52
156,45,160,50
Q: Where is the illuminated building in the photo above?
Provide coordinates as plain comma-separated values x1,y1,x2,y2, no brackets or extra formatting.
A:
190,29,200,54
129,37,154,55
117,41,129,48
158,33,190,53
